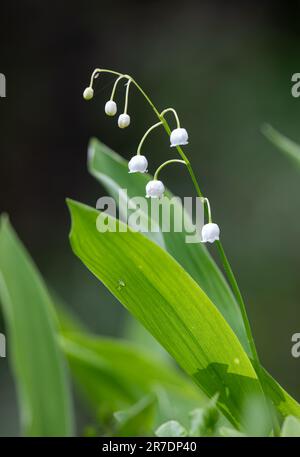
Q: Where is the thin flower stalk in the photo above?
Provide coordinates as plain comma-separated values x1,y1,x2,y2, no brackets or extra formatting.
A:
137,122,163,155
154,159,186,180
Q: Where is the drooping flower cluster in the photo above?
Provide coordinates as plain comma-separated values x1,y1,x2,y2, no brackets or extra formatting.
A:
83,69,220,243
84,72,132,129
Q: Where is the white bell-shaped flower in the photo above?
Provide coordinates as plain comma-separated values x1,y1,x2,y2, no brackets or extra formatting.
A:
83,87,94,100
170,128,189,147
105,100,117,116
118,113,130,128
128,155,148,173
201,223,220,243
145,180,165,198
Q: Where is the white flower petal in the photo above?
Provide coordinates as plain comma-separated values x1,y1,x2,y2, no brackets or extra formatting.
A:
83,87,94,100
105,100,117,116
118,113,130,128
128,155,148,173
170,128,189,147
145,180,165,198
201,223,220,243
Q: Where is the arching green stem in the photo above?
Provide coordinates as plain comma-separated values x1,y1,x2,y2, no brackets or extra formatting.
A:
154,159,186,180
89,68,123,89
202,197,212,223
123,79,131,114
110,74,130,101
137,122,163,155
160,108,181,128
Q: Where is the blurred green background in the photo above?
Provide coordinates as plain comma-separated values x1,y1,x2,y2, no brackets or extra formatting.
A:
0,0,300,435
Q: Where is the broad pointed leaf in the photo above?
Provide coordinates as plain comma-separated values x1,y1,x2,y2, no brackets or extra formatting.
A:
0,216,74,436
67,199,267,429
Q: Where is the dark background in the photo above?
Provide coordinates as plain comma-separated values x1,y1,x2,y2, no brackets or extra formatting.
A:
0,0,300,435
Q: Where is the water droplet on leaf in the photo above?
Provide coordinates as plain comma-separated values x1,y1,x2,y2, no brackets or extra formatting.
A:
117,279,126,291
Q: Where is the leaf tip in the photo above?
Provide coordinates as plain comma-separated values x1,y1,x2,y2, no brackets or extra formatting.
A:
87,137,99,170
261,123,275,139
0,213,10,230
65,199,78,244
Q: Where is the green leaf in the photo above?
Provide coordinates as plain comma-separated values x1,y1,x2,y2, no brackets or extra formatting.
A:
0,216,74,436
87,139,250,355
114,395,156,436
219,427,247,437
281,415,300,437
155,420,187,437
60,331,205,424
67,199,268,429
262,124,300,168
189,395,219,437
123,316,170,361
260,368,300,421
242,393,275,437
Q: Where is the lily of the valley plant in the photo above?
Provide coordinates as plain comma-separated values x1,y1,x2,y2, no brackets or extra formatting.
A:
79,67,300,436
1,69,300,438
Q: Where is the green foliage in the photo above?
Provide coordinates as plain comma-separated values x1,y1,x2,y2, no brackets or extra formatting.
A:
219,427,247,437
188,395,219,436
114,395,156,436
1,131,300,437
281,416,300,437
60,331,205,427
155,420,188,437
241,394,275,437
155,396,219,437
84,139,300,424
0,216,74,436
219,414,300,438
67,198,268,430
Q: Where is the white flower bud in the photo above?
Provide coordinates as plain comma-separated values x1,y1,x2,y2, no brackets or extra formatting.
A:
118,113,130,129
201,223,220,243
105,100,117,116
128,155,148,173
145,180,165,198
83,87,94,100
170,128,189,147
